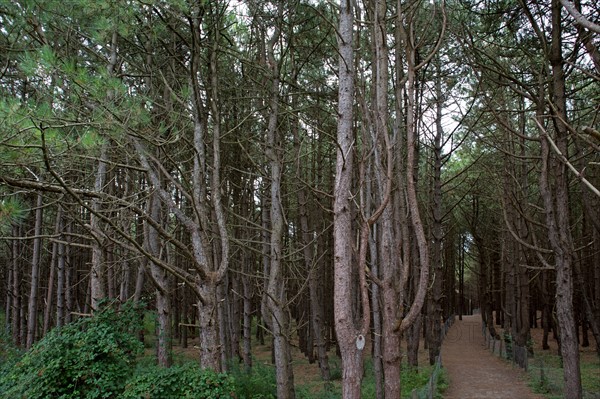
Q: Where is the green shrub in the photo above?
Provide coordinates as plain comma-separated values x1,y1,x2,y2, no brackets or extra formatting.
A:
123,362,236,399
0,322,22,395
228,361,277,399
0,302,143,399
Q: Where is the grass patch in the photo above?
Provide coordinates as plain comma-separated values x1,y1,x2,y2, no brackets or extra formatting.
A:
292,358,445,399
527,351,600,399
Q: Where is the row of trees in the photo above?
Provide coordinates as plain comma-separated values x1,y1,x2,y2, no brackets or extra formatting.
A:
0,1,598,398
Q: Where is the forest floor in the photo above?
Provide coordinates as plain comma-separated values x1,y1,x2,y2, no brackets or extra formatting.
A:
167,313,598,398
441,314,545,399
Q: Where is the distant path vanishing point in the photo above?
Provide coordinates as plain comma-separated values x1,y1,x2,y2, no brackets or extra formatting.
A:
440,314,545,399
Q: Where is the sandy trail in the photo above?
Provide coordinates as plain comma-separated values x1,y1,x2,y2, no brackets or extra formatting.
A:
441,314,545,399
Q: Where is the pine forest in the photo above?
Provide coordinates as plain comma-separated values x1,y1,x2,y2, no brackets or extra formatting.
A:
0,0,599,398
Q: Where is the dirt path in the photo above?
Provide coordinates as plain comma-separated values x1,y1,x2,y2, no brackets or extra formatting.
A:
441,314,545,399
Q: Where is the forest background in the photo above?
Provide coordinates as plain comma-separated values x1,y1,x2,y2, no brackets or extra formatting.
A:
0,0,598,398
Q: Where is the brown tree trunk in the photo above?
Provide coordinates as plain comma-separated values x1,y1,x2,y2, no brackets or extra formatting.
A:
26,190,44,349
11,225,22,346
538,2,582,395
43,206,62,336
197,281,221,369
146,191,172,368
334,1,370,397
264,11,296,392
242,273,253,370
428,58,445,365
369,225,384,399
55,210,66,329
90,144,108,311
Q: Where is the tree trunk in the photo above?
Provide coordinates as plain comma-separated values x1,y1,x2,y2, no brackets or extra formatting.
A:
90,144,108,311
334,1,370,397
43,206,62,336
428,59,445,365
197,281,221,370
242,273,253,370
26,190,44,349
538,2,582,395
56,209,66,329
146,191,172,368
11,225,22,346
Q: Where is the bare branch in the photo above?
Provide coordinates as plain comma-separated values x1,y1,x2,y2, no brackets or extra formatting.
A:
559,0,600,34
534,118,600,198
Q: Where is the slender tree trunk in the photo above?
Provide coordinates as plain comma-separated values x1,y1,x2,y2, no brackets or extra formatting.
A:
428,60,445,365
294,84,330,381
265,27,296,399
242,273,253,370
90,144,108,311
43,207,62,336
11,225,21,346
146,191,172,367
369,225,384,399
64,221,73,324
56,222,66,329
26,190,44,349
538,3,582,395
334,1,370,397
395,0,431,336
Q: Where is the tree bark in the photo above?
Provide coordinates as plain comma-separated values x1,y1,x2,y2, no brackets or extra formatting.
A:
264,4,295,392
11,225,22,346
146,191,172,367
427,58,445,365
90,144,108,311
43,206,62,336
538,2,582,395
334,1,370,397
26,190,44,349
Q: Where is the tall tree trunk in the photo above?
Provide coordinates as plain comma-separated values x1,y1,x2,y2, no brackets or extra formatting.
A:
370,1,403,397
538,2,582,395
428,59,445,365
242,273,253,370
90,144,108,311
395,0,432,336
369,224,384,399
11,225,21,346
264,5,295,392
146,191,172,367
43,206,62,336
334,1,370,397
26,190,44,349
293,59,330,381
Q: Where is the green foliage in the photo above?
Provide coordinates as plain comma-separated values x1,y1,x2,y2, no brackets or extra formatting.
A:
0,316,22,383
123,363,235,399
400,365,432,397
0,197,28,233
0,302,143,399
528,353,600,399
228,361,277,399
435,368,449,398
327,358,343,380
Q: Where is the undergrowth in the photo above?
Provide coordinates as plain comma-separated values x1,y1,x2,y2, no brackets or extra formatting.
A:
527,350,600,399
0,306,450,399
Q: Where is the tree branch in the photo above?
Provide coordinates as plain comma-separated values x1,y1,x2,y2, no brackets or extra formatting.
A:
559,0,600,34
534,118,600,198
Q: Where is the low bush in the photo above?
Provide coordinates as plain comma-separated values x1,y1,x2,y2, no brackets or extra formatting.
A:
0,302,143,399
228,360,277,399
123,362,236,399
